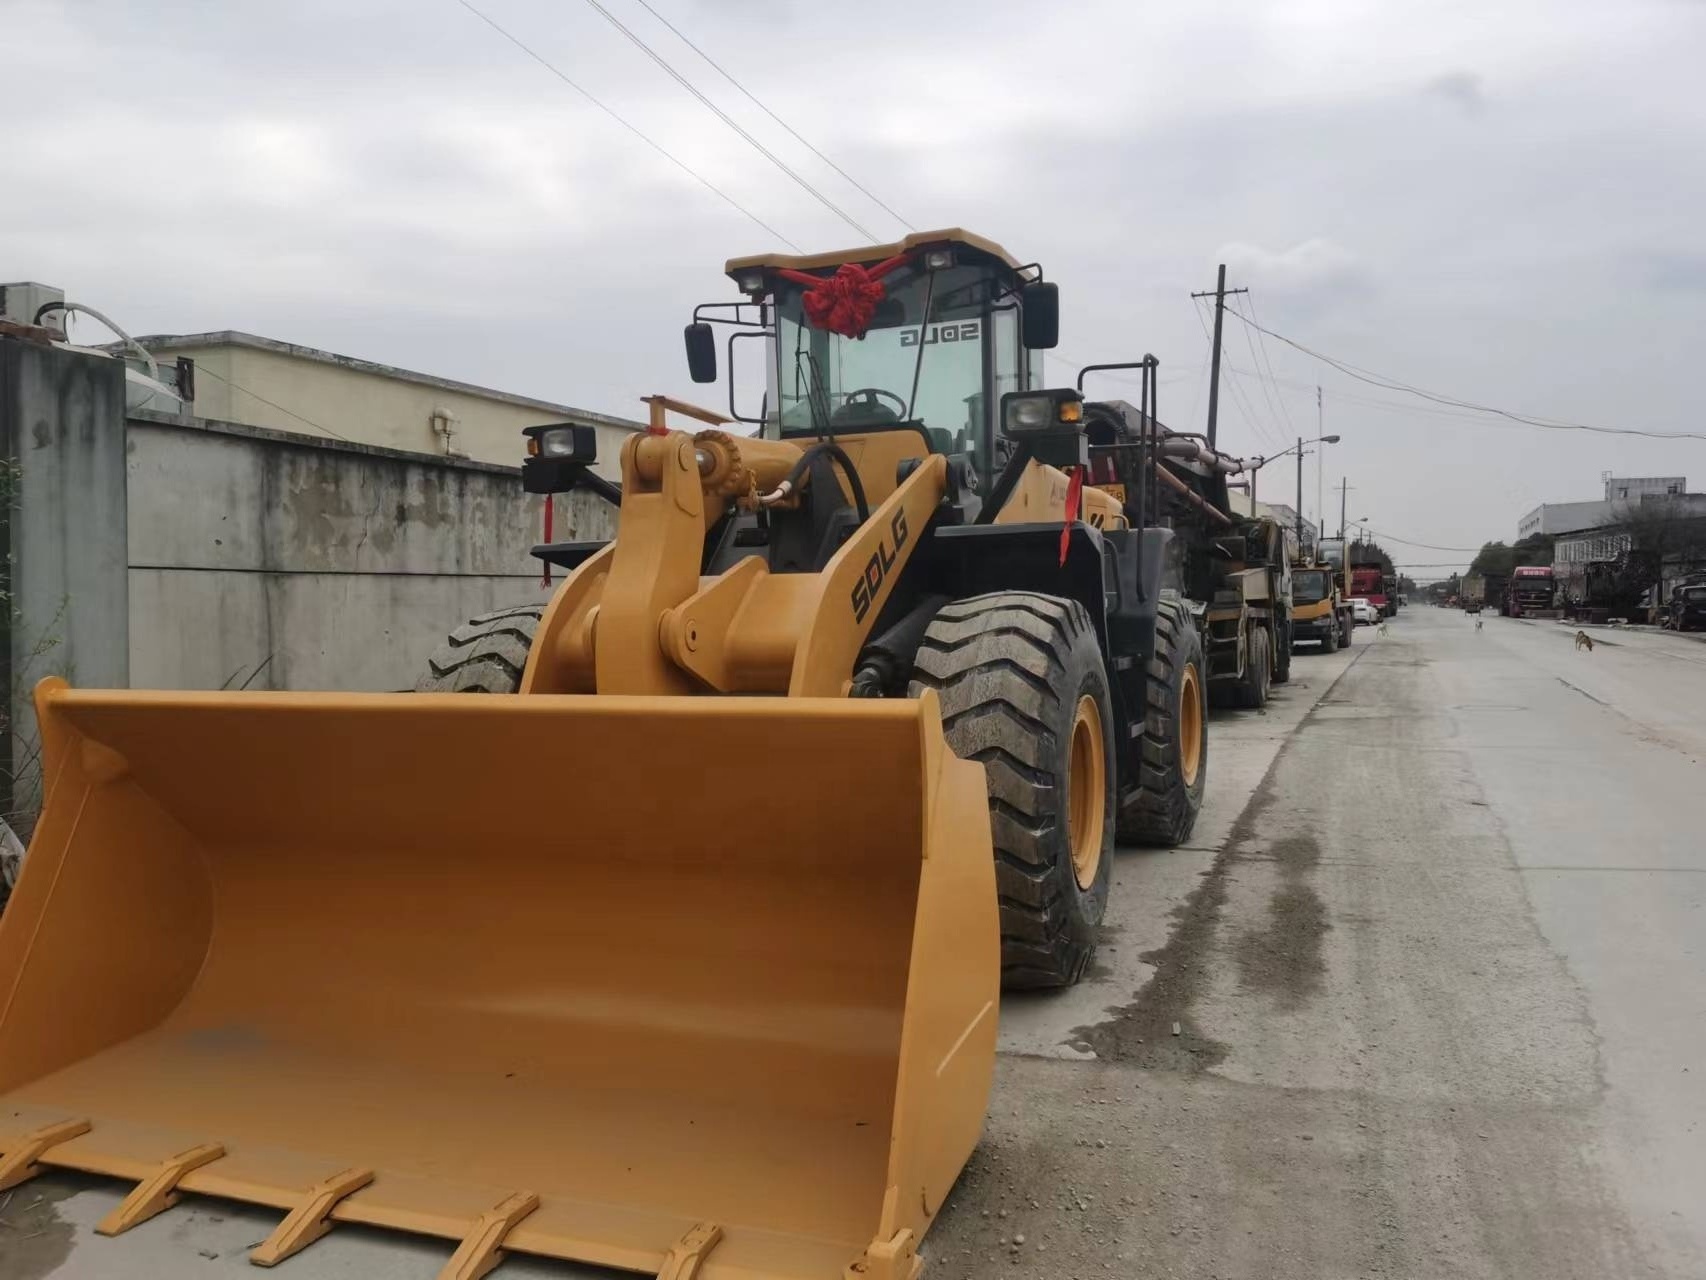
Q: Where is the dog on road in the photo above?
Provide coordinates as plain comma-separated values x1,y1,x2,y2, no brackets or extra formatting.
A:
1377,622,1388,636
1475,617,1483,632
1574,630,1595,652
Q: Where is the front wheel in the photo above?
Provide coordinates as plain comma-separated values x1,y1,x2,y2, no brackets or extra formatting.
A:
909,592,1115,990
1323,621,1340,653
1272,623,1292,684
415,603,544,693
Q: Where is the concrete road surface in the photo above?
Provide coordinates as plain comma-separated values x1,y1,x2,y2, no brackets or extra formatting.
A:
6,609,1701,1279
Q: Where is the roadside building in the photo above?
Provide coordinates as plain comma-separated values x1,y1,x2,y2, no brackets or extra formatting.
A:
1554,499,1706,616
124,331,643,478
1518,475,1688,540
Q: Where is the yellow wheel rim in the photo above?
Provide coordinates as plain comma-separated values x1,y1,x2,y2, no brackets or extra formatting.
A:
1069,694,1107,891
1179,663,1203,788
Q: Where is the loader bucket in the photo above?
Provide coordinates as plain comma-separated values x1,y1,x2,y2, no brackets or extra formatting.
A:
0,679,997,1279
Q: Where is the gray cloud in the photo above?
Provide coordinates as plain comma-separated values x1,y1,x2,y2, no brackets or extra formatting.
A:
1424,71,1488,116
7,0,1706,566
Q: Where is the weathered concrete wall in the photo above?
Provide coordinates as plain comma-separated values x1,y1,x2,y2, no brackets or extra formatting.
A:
0,338,129,827
126,410,614,691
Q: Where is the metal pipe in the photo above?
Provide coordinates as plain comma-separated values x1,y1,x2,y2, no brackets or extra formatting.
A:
1155,460,1232,526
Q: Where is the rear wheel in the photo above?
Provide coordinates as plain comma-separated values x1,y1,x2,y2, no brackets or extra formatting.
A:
416,603,544,693
1117,599,1207,847
1272,622,1292,684
1322,619,1340,653
909,592,1115,990
1237,625,1271,708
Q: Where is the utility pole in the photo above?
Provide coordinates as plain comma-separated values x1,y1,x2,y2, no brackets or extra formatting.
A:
1190,264,1247,450
1339,477,1350,540
1316,387,1324,544
1295,436,1304,552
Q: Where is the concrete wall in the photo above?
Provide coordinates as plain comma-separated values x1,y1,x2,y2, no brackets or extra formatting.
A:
166,339,637,477
126,410,615,691
0,338,129,827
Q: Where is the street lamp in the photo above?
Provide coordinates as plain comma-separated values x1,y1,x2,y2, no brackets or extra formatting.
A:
1248,434,1342,550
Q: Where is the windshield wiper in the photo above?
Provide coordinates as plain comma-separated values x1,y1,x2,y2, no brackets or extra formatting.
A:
794,348,833,436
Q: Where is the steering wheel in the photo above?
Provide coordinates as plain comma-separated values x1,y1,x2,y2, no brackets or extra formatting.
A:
840,387,908,417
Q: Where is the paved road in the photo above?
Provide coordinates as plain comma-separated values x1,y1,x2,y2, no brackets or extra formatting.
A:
8,609,1701,1278
928,607,1704,1279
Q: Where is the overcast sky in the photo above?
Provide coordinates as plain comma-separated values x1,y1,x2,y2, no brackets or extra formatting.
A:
10,0,1705,574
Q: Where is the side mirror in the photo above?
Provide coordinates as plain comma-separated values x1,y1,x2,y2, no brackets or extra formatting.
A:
1020,281,1059,350
685,322,718,383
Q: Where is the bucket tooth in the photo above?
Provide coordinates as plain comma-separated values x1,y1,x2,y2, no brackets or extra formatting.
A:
0,1118,91,1190
657,1221,723,1279
249,1166,375,1267
845,1226,921,1280
438,1191,540,1280
96,1141,226,1235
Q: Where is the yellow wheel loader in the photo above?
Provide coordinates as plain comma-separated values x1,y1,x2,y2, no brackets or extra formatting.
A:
0,230,1207,1280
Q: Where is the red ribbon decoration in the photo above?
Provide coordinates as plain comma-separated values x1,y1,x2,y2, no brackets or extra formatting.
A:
1059,466,1085,567
774,253,913,338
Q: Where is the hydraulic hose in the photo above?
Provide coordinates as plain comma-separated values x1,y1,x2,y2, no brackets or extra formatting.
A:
758,442,871,524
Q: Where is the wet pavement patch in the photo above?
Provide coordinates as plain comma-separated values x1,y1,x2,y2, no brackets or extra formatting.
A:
1232,832,1329,1007
0,1178,77,1280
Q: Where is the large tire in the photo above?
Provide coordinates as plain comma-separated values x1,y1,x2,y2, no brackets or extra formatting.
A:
1272,622,1292,684
1322,619,1340,653
416,603,545,693
908,592,1115,990
1237,625,1271,709
1117,599,1208,848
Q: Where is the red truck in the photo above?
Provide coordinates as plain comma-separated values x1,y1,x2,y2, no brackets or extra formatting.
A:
1506,565,1557,618
1350,565,1389,617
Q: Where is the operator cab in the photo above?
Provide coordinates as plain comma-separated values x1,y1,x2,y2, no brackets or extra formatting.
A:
685,229,1060,493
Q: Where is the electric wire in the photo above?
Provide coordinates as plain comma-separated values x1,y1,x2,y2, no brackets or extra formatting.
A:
197,366,354,441
454,0,800,249
1225,308,1706,443
1195,296,1282,452
1240,291,1298,437
581,0,879,241
629,0,914,234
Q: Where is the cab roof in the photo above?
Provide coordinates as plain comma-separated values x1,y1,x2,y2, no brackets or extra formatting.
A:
725,228,1025,278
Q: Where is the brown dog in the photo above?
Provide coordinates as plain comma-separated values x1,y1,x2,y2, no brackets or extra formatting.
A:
1574,630,1594,652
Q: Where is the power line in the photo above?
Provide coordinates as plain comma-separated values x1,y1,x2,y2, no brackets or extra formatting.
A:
454,0,800,249
1239,293,1297,437
1195,295,1281,453
1232,297,1292,451
196,366,354,441
1225,309,1706,443
629,0,913,235
1360,527,1490,553
581,0,878,242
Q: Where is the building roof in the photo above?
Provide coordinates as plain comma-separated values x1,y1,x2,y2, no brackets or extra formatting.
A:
122,330,646,433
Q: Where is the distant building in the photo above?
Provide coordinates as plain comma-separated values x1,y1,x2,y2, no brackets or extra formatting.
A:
1554,496,1706,607
118,330,645,478
1517,475,1689,540
1226,494,1317,559
1259,502,1317,547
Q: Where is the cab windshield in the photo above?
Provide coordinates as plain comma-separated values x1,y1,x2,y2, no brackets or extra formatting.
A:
1292,570,1331,602
772,263,1015,458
